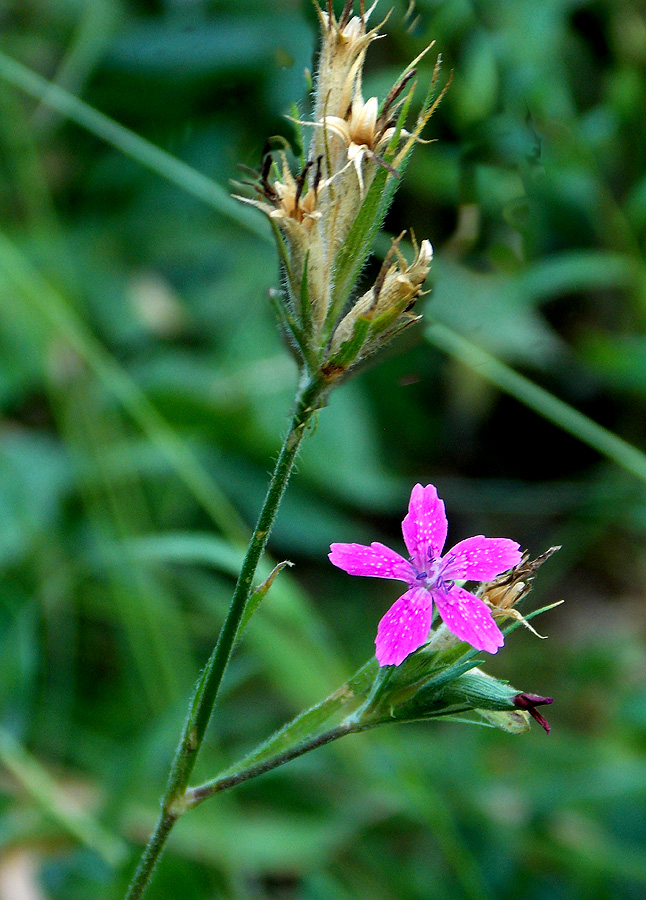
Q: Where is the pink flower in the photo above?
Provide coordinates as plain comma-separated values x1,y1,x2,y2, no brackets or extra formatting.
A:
329,484,522,666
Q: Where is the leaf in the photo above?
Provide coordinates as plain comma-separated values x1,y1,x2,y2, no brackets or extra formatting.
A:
213,659,377,783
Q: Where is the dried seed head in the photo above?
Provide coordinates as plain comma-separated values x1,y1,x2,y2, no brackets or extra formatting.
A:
479,547,559,610
319,94,400,196
237,153,323,231
235,3,448,369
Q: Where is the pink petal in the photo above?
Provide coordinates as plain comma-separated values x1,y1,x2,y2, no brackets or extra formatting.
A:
433,585,504,654
401,483,448,569
329,541,413,581
375,587,433,666
442,536,522,581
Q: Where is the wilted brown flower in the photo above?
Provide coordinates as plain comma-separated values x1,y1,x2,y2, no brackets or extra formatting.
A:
237,154,330,331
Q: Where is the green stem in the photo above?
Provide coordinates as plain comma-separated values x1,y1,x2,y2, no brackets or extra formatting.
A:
123,373,326,900
184,721,356,810
182,702,482,813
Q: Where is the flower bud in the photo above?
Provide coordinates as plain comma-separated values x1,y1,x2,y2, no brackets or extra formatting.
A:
354,656,552,736
394,669,518,722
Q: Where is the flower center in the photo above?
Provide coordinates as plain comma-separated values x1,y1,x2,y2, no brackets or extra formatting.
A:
410,555,453,592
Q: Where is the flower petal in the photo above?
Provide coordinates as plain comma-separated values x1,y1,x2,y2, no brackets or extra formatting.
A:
401,483,448,568
442,536,522,582
433,585,504,654
375,587,433,666
329,542,413,581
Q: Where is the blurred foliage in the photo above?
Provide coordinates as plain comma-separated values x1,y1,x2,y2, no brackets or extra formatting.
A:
1,0,646,898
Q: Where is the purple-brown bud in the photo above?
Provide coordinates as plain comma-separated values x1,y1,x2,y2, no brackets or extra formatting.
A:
513,693,554,734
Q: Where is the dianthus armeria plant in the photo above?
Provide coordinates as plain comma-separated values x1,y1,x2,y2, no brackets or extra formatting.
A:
124,4,559,898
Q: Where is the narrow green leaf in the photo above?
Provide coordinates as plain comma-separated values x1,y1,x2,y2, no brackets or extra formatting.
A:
239,560,294,635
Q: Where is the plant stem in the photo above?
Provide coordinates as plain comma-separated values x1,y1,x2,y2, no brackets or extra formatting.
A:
123,373,326,900
184,721,356,810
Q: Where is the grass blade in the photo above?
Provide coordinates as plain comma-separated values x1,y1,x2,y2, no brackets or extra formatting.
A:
0,51,269,241
427,321,646,485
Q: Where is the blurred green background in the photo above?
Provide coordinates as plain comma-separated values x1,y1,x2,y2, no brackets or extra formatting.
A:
1,0,646,897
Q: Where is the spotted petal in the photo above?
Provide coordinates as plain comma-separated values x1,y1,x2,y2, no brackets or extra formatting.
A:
375,587,433,666
329,542,413,581
433,585,504,654
401,484,448,569
442,536,522,582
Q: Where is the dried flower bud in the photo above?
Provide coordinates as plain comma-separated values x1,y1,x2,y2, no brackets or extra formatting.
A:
513,693,554,734
236,154,330,332
312,1,383,142
318,92,400,192
328,237,432,359
426,547,560,655
479,547,561,638
479,547,560,611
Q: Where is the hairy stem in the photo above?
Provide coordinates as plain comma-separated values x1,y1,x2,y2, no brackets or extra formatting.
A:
124,373,326,900
123,812,177,900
